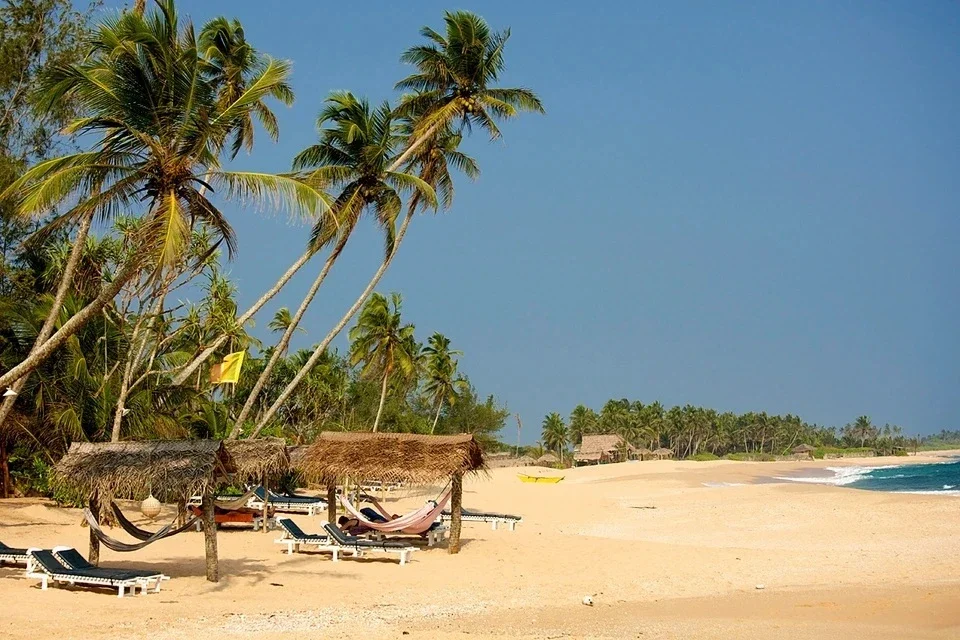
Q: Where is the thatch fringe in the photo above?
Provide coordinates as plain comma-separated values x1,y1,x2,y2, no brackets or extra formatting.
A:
53,440,228,504
296,432,486,486
223,438,289,481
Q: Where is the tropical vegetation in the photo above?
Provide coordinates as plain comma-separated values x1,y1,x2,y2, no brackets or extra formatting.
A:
0,0,538,497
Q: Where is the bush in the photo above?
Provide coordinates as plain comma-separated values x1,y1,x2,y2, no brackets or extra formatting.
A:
689,452,720,461
812,447,875,460
725,452,776,462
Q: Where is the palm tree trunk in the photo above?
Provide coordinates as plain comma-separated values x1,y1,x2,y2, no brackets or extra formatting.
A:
171,247,315,387
0,210,95,432
430,396,445,435
372,368,389,433
248,208,415,438
0,440,10,498
228,237,349,439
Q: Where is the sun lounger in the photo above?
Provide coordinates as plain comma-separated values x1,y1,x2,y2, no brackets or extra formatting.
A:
251,487,325,516
53,546,169,593
0,541,30,566
273,517,340,557
441,508,522,531
322,524,416,565
26,549,162,597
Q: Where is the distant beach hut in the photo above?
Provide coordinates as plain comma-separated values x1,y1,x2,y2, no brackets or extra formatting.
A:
536,452,559,466
294,432,485,554
636,447,653,461
516,455,536,466
653,447,674,460
574,435,637,466
792,444,816,459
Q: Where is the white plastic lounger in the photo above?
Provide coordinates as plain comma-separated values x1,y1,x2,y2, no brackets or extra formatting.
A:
273,517,344,559
52,546,169,593
368,523,448,547
322,524,416,566
0,541,30,566
27,549,158,598
251,487,325,516
441,509,522,531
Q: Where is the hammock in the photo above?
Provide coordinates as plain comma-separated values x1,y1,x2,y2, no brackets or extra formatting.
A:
339,488,452,534
215,488,259,511
84,508,199,553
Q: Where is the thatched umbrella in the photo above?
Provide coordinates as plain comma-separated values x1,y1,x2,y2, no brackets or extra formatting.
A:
294,432,485,554
54,440,235,581
653,447,674,459
222,438,290,533
636,447,653,461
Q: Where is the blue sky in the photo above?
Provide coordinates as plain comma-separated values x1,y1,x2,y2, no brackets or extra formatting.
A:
113,1,958,440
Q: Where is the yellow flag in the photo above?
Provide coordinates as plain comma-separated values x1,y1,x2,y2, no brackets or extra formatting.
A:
211,351,245,384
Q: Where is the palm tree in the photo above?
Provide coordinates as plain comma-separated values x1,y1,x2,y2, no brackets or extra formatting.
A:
229,93,436,437
850,415,876,448
267,307,303,357
568,404,597,445
393,11,545,166
347,292,417,432
541,413,568,464
199,16,293,159
0,1,330,393
422,333,467,433
246,125,478,438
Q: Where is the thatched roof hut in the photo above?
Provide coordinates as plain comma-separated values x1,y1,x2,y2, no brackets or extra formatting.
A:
295,432,485,554
536,452,559,465
573,434,636,465
516,455,536,466
222,437,290,482
296,432,484,486
54,440,231,504
53,439,283,583
653,447,674,459
792,444,816,458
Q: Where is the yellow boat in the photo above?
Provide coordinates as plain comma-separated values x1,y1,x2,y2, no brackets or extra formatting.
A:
517,473,564,484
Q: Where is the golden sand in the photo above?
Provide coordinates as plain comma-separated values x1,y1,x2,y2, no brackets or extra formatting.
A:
1,452,958,639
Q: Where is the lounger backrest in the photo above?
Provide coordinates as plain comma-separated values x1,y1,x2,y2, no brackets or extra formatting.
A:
360,507,388,523
278,518,309,540
322,523,353,545
253,486,267,501
29,550,69,575
0,541,10,552
55,548,93,570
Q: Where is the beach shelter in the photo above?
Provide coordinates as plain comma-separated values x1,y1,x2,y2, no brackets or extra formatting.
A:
653,447,674,459
222,438,291,532
574,434,637,465
294,432,485,554
792,444,816,458
535,452,559,466
53,439,288,582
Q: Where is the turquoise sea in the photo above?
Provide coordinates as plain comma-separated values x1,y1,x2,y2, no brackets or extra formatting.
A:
779,459,960,495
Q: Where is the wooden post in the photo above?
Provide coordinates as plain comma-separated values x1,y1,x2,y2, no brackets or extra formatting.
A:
261,476,269,533
88,493,100,565
200,487,219,582
449,471,463,554
327,484,337,524
0,440,9,498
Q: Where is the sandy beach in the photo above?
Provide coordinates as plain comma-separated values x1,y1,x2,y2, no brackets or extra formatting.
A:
1,452,958,640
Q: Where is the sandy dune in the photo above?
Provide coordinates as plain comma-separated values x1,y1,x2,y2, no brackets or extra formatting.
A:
1,452,958,639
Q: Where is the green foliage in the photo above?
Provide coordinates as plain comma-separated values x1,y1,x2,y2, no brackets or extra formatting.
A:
689,452,720,461
724,452,776,462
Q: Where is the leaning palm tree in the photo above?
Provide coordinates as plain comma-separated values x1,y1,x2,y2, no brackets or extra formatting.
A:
228,93,436,437
348,292,417,432
421,332,466,434
541,413,568,465
0,2,329,412
247,125,478,438
173,10,543,395
393,10,545,165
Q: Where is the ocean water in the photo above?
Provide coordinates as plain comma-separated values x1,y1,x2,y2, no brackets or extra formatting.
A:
778,459,960,495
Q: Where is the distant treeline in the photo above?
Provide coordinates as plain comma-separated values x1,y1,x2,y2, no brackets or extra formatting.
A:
532,400,912,460
920,430,960,449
